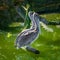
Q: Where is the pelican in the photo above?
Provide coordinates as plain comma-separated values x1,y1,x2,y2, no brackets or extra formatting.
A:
15,11,40,49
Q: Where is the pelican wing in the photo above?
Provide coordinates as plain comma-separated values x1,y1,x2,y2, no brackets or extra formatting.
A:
15,29,37,47
18,29,36,36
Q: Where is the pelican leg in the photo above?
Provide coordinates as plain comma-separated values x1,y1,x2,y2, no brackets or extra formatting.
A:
26,46,40,54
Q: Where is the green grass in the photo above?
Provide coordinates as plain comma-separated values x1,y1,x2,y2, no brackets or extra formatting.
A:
0,13,60,60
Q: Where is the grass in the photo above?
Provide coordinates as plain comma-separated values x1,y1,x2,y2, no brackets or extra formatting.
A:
0,13,60,60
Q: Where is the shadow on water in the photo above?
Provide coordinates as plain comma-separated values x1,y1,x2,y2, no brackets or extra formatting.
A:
37,9,60,14
0,26,23,33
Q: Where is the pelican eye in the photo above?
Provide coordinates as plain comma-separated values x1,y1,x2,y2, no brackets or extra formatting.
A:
30,12,33,15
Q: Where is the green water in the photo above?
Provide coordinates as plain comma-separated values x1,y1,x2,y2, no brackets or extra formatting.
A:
0,13,60,60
